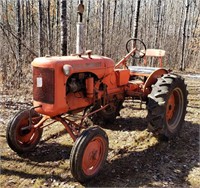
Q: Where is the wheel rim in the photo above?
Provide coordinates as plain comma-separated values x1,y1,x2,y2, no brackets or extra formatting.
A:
16,117,40,146
166,88,184,131
82,136,106,176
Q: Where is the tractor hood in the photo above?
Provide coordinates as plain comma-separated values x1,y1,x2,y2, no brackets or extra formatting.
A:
32,55,115,79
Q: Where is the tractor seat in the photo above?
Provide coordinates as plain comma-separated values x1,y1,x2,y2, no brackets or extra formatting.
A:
128,66,159,76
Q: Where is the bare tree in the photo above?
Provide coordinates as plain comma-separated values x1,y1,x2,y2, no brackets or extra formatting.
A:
180,0,190,70
100,0,105,56
21,0,25,39
30,0,35,48
60,0,67,55
86,0,90,49
192,8,200,37
110,0,117,55
133,0,141,39
56,0,60,54
47,0,52,55
16,0,21,62
1,0,200,89
154,0,161,48
129,0,134,36
38,0,43,57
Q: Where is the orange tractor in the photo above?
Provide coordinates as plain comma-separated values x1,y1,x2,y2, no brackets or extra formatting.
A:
6,1,188,183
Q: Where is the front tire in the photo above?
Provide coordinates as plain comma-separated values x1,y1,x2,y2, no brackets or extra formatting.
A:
70,126,108,182
147,74,188,139
6,109,43,153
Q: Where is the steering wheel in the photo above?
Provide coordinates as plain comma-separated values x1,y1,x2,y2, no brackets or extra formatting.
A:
126,38,146,59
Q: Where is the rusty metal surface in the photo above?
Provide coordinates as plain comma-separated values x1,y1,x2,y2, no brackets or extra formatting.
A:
33,67,55,104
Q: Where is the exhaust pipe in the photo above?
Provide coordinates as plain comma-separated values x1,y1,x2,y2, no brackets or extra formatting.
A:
76,23,84,55
76,1,84,56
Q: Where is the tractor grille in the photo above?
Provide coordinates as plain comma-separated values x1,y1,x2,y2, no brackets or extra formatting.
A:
33,67,55,104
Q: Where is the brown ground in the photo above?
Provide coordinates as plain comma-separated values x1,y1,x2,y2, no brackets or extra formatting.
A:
0,74,200,188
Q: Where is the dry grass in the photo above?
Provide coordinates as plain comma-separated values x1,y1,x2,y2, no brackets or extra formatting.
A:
0,74,200,187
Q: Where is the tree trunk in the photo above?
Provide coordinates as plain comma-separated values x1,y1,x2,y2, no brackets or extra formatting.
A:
86,0,90,49
180,0,190,71
110,0,117,56
30,0,34,48
16,0,21,62
100,0,105,56
16,0,22,87
60,0,67,56
56,0,60,54
26,0,30,37
68,0,73,54
21,0,25,40
47,0,52,55
38,0,43,57
132,0,141,65
105,1,110,55
133,0,141,39
154,0,161,48
130,1,134,37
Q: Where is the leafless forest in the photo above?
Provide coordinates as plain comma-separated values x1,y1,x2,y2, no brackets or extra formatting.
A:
0,1,200,187
0,0,200,89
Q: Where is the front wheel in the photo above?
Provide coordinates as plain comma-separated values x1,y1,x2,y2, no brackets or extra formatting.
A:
70,126,108,182
6,109,43,153
147,74,188,139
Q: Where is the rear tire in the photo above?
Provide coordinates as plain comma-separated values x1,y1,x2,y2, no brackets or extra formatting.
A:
70,126,108,182
93,104,118,125
6,109,43,153
85,101,123,126
147,73,188,139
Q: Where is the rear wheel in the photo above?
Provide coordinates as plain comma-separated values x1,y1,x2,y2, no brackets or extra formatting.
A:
84,101,123,126
70,126,108,182
6,109,43,153
147,74,188,139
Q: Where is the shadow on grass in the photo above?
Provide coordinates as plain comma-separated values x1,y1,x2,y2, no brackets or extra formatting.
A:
1,143,73,185
1,167,74,182
20,142,73,162
2,119,199,187
103,116,147,131
84,121,199,187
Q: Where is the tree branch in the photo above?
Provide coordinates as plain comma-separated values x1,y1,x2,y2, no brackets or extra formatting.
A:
0,22,38,57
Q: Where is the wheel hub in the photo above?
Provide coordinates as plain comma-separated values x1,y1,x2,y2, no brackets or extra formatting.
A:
82,137,105,176
166,93,175,121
